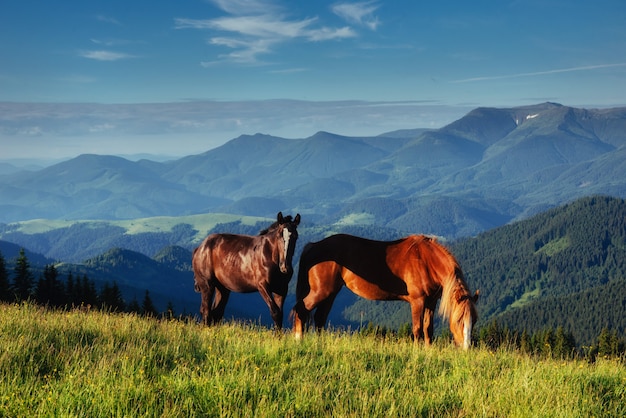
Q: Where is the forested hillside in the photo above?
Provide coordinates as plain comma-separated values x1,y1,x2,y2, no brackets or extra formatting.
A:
452,195,626,345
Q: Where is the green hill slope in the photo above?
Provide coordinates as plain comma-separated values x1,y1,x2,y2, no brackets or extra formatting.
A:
451,195,626,345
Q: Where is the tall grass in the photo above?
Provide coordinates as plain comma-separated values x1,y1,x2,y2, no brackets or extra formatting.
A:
1,302,624,417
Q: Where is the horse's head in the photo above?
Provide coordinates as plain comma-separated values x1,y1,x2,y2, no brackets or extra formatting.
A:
269,211,301,274
448,289,480,350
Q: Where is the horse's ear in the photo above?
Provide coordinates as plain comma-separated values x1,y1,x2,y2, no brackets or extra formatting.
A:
294,214,301,225
472,290,480,303
277,212,284,223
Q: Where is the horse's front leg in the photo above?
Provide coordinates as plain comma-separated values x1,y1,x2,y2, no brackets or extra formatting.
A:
408,297,426,344
272,292,286,329
423,298,437,345
423,307,434,345
257,283,282,329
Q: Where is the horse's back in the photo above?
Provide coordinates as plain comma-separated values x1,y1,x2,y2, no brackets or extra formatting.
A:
192,233,255,279
302,233,400,263
298,234,416,300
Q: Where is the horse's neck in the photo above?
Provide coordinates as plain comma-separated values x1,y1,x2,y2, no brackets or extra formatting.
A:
259,231,281,264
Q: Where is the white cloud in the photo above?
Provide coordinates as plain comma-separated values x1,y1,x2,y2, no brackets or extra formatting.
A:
208,0,278,16
96,15,121,26
88,123,116,133
17,126,43,136
175,2,357,65
207,15,318,38
307,26,355,41
332,1,381,31
79,50,134,61
452,63,626,83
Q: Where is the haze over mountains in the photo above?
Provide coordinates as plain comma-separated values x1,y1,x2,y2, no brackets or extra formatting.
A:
2,102,626,239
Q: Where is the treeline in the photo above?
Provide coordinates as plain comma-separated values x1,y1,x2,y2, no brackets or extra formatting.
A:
0,249,168,317
477,319,625,361
358,320,625,361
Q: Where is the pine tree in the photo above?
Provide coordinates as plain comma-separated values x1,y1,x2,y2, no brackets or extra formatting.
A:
553,326,576,359
12,249,33,302
35,264,65,307
80,275,98,307
596,327,623,357
480,319,504,350
127,297,141,314
164,301,175,319
100,281,125,312
0,251,10,302
141,290,158,317
520,329,532,354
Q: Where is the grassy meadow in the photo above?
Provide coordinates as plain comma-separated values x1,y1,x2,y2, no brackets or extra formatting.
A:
0,303,624,417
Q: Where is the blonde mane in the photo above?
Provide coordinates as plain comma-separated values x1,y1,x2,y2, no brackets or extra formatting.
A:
410,235,474,324
438,266,473,323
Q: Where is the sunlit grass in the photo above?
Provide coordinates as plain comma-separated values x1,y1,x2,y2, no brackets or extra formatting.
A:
1,302,624,417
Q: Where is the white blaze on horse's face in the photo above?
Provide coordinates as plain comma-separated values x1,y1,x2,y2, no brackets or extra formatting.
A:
281,227,292,272
463,315,472,350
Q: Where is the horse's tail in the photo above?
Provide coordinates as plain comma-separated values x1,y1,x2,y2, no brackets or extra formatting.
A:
192,245,204,293
290,242,314,323
295,242,314,301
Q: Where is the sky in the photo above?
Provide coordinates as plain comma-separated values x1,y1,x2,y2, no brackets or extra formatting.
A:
1,0,626,161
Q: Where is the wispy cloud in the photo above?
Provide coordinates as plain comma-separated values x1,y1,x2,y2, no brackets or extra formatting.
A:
332,1,381,31
90,38,139,47
79,50,134,61
269,67,308,74
452,63,626,83
96,15,121,26
208,0,278,16
175,0,356,65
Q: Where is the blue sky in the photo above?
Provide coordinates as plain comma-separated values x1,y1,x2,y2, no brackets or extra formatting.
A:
1,0,626,160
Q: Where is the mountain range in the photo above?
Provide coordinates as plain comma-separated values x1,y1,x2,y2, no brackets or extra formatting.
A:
2,102,626,239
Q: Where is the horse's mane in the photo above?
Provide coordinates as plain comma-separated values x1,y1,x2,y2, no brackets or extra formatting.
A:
259,215,295,235
409,235,475,323
438,266,475,322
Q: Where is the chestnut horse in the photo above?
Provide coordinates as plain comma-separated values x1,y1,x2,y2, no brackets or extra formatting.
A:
193,212,300,329
291,234,479,348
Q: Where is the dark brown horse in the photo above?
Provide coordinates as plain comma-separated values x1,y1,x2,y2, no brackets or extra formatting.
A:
193,212,300,329
291,234,479,348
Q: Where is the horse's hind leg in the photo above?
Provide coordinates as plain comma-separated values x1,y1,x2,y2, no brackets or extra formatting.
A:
198,281,215,326
408,298,426,344
210,286,230,324
292,300,310,340
293,262,343,338
312,291,339,333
